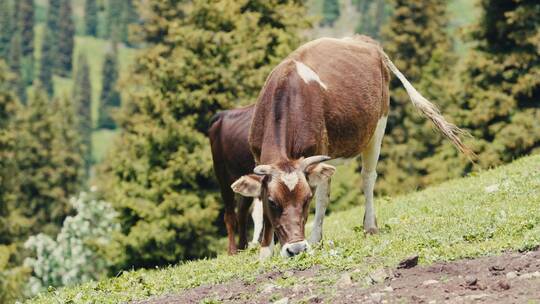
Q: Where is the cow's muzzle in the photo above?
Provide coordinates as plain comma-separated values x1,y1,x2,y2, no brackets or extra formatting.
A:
281,240,310,257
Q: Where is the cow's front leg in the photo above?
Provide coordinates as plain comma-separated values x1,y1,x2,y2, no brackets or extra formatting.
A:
361,116,387,234
308,178,331,244
259,212,274,260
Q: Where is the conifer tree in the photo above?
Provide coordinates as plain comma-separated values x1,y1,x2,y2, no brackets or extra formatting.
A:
98,47,120,129
321,0,340,26
456,0,540,168
85,0,99,37
378,0,456,194
0,60,19,240
73,53,92,172
0,1,14,61
15,85,83,236
99,0,311,270
8,33,26,101
18,0,34,58
45,0,61,74
105,0,123,41
57,0,75,76
39,28,55,96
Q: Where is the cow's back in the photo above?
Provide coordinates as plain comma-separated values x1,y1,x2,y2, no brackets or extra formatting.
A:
250,36,390,161
209,105,256,185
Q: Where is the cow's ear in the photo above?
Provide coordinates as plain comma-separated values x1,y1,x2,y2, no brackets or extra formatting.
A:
305,163,336,186
231,174,263,197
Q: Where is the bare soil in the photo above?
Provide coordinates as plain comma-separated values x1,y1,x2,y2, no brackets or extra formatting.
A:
136,248,540,304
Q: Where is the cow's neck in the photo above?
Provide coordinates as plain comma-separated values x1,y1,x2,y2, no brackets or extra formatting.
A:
259,88,323,164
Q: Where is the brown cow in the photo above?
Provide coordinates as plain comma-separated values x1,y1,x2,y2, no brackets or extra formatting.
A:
209,105,263,255
231,36,472,259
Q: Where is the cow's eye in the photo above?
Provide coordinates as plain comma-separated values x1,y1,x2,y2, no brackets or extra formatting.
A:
268,198,280,210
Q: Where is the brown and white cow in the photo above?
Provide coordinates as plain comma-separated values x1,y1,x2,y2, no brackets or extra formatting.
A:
209,105,263,254
231,35,472,259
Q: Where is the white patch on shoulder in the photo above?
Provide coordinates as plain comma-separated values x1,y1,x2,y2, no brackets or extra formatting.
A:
294,60,328,90
281,172,299,191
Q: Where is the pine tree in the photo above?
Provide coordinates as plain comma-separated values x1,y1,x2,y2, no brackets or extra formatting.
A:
99,0,311,270
8,33,26,101
0,60,31,304
456,0,540,168
355,0,387,39
105,0,123,41
73,53,92,172
321,0,340,27
0,60,20,241
98,47,120,129
0,1,14,61
39,28,54,96
378,0,457,194
18,0,34,58
85,0,99,37
15,85,83,237
57,0,75,77
45,0,61,74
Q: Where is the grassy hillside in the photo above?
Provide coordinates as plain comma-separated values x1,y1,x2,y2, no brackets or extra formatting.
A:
28,155,540,303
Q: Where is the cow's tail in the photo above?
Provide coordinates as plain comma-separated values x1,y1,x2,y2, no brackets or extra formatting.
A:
379,49,475,158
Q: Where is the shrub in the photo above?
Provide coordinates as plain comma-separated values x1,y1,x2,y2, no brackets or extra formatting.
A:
24,192,119,296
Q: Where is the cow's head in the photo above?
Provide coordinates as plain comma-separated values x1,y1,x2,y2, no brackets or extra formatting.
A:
231,156,335,257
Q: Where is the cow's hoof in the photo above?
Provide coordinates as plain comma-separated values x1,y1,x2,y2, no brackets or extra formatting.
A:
259,246,273,260
364,227,379,235
248,241,259,249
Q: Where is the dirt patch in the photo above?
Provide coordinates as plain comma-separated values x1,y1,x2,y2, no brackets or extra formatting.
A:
135,249,540,304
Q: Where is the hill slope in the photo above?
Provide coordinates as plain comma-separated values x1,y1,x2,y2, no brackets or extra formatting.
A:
28,155,540,303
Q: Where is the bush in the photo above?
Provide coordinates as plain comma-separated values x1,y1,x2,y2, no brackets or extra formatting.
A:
24,192,119,296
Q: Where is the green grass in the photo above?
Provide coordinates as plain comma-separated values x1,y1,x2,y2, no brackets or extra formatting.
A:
92,129,118,163
28,155,540,303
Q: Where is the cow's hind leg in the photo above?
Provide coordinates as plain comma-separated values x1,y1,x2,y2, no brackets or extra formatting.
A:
361,116,387,234
308,178,331,244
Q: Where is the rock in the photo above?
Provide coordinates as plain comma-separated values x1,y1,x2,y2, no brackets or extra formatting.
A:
262,283,277,293
273,297,289,304
465,275,477,286
497,279,511,290
370,292,384,303
428,301,437,304
465,294,489,301
422,279,439,286
397,254,419,269
283,271,294,278
522,271,540,279
369,268,389,284
485,184,499,193
336,273,352,288
383,286,393,292
506,271,518,279
489,264,505,272
519,272,535,280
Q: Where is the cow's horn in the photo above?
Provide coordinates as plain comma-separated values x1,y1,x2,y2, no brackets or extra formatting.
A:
300,155,331,171
254,165,274,175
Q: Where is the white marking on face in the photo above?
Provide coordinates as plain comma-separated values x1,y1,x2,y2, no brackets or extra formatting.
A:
294,60,328,90
281,172,299,191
